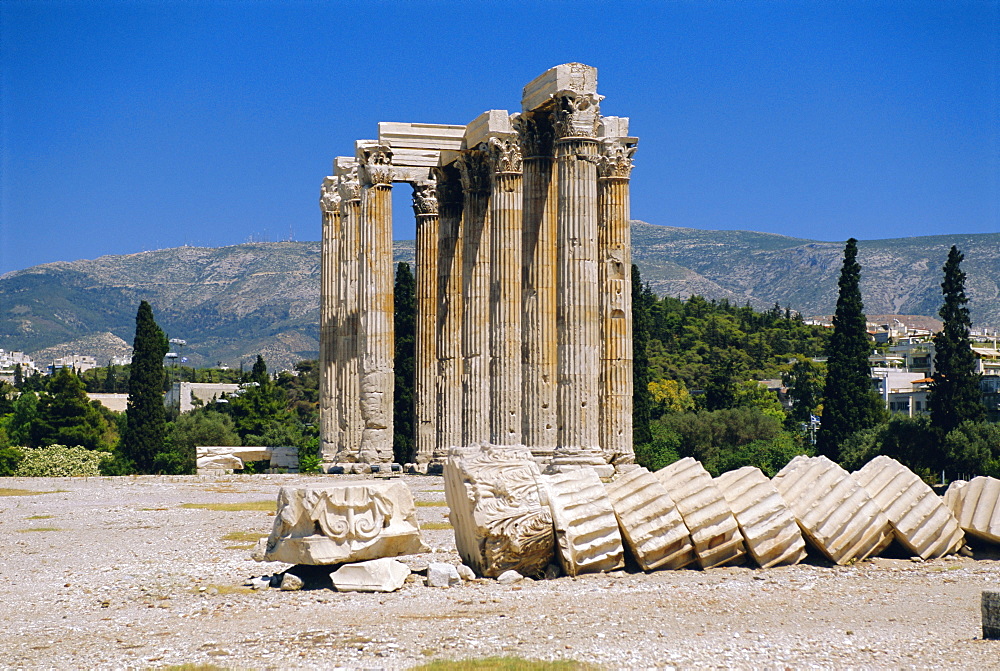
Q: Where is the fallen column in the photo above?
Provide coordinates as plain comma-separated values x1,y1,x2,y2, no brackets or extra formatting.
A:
542,468,624,576
943,476,1000,544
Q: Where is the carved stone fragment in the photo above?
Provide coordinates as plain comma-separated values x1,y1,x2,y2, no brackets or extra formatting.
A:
259,482,428,565
773,455,892,565
443,446,555,578
654,457,745,569
943,476,1000,544
852,455,964,559
330,558,410,593
715,466,806,568
541,468,624,576
604,466,695,571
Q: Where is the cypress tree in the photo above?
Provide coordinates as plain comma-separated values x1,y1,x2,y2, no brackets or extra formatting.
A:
632,264,654,445
393,262,416,464
817,238,886,460
929,246,984,436
250,354,268,384
122,300,168,472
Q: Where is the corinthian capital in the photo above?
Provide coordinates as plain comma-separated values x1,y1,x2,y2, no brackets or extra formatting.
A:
358,142,394,186
336,165,361,202
320,176,341,213
486,134,522,175
432,165,463,210
514,110,554,158
551,91,603,140
411,179,439,216
455,150,491,194
597,140,636,180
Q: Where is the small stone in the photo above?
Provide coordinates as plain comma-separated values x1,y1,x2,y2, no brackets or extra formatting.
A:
497,570,523,585
426,562,461,588
456,564,476,581
280,573,304,591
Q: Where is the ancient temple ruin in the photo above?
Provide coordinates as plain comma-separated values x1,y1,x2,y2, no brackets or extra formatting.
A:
318,63,637,473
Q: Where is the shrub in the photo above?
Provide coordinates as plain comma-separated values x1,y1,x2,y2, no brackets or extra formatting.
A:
634,423,681,472
13,445,112,477
0,447,25,476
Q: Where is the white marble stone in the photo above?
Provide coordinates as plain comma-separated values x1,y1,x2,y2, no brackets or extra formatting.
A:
944,476,1000,544
522,62,598,113
196,454,243,471
330,558,411,592
542,468,625,576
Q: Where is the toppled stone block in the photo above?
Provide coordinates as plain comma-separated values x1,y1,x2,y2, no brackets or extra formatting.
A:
983,590,1000,639
852,455,964,559
654,457,745,569
773,455,892,565
715,466,806,568
444,446,555,578
605,466,696,571
426,562,461,588
944,476,1000,544
330,558,410,592
259,481,429,565
196,454,243,471
542,468,625,576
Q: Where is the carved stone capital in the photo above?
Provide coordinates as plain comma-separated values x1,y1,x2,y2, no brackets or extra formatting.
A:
455,150,491,194
597,140,636,180
432,166,463,211
515,111,554,159
551,91,603,141
486,134,522,175
337,165,361,202
320,177,341,214
358,143,394,187
411,179,439,216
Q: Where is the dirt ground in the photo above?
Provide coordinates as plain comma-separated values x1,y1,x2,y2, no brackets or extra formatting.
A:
1,473,998,670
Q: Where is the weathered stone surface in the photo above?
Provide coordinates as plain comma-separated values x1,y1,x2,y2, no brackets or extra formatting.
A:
443,446,555,578
852,455,964,559
268,446,299,470
773,455,893,565
605,467,695,571
654,457,745,569
279,572,304,591
196,454,243,471
983,590,1000,640
542,468,624,576
715,466,806,568
330,558,410,593
455,564,476,582
259,482,428,565
943,476,1000,544
426,562,461,588
496,569,524,585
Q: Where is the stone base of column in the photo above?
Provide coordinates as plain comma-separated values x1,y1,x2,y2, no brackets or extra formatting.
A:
546,449,614,479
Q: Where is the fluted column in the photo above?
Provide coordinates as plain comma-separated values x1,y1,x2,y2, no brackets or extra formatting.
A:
518,111,558,460
335,162,363,461
551,91,606,469
319,176,341,463
357,143,394,463
457,149,491,448
434,166,464,462
598,139,637,466
412,179,438,464
487,132,524,446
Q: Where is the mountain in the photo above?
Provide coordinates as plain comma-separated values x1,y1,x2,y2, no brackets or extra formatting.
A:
1,224,997,369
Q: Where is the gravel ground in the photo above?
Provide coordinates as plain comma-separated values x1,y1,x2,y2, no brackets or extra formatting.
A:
1,473,998,670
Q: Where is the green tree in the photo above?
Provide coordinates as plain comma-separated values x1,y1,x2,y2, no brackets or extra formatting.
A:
632,264,654,444
122,300,169,473
659,406,787,475
942,420,1000,479
250,354,268,384
929,246,985,438
0,380,15,416
7,391,38,447
393,262,416,464
817,238,886,461
157,409,241,475
30,368,115,450
783,358,824,424
13,363,23,388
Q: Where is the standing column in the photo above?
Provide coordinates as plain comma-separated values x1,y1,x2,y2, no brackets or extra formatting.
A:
412,178,438,465
357,142,395,463
433,165,464,463
487,132,524,446
517,111,558,459
551,91,606,470
319,176,341,464
335,161,363,462
456,150,491,448
598,139,637,467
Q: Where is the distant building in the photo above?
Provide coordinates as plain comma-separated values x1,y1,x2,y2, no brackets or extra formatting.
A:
0,349,40,382
166,381,241,413
87,393,129,413
49,354,97,375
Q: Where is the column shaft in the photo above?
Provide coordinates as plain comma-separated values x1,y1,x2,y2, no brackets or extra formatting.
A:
412,180,439,464
319,177,341,463
434,167,464,461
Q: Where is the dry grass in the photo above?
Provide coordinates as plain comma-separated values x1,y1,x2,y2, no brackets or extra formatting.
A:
416,500,448,507
181,501,275,512
221,531,264,550
18,527,60,533
26,514,54,520
413,658,598,670
0,488,63,497
421,522,454,530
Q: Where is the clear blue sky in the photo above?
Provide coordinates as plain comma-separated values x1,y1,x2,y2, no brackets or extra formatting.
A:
2,0,998,275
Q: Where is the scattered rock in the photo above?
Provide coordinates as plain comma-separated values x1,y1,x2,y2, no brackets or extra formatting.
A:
330,558,410,593
280,573,304,591
246,576,270,590
426,562,461,588
497,570,523,585
456,564,476,582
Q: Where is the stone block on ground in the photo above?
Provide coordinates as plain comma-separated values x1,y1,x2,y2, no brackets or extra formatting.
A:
542,467,624,576
426,562,461,588
196,454,243,471
983,590,1000,639
852,455,964,559
604,466,696,571
330,558,410,592
259,481,428,565
279,572,304,591
944,476,1000,544
654,457,745,569
443,446,555,578
269,446,299,469
715,466,806,568
773,455,893,565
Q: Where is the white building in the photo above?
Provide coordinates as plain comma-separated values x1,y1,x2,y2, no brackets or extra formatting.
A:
165,381,241,413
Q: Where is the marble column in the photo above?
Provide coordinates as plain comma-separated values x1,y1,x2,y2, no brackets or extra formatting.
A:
412,178,438,464
517,111,558,460
319,176,341,464
456,149,491,448
598,139,637,466
357,142,394,463
487,132,523,446
433,165,464,462
551,91,606,469
335,162,363,461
